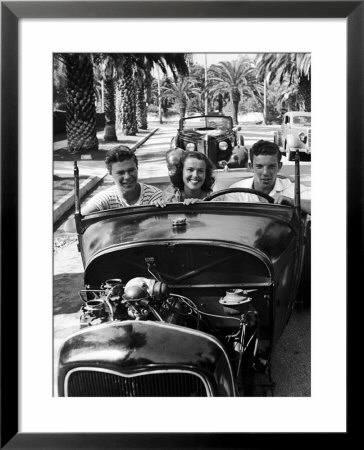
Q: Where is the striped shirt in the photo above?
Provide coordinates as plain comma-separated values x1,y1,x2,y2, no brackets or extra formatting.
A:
86,183,162,211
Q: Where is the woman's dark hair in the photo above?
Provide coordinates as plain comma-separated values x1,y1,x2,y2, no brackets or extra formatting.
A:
105,146,138,174
172,151,215,193
249,140,282,163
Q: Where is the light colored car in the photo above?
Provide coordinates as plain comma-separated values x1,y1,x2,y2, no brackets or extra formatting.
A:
275,112,311,161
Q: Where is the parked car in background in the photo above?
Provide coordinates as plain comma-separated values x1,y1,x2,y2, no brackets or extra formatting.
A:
171,115,248,169
275,112,311,161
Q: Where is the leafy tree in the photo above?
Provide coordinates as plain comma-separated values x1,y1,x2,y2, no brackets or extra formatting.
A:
208,58,263,125
55,53,98,153
255,53,311,112
53,58,67,111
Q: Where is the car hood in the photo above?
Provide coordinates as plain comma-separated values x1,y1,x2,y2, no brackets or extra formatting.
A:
80,203,300,281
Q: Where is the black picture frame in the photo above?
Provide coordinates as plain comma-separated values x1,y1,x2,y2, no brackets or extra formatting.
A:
1,1,359,448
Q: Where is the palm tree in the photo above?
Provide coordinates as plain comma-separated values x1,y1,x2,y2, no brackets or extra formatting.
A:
135,57,154,130
208,58,263,125
116,55,138,135
55,53,98,153
93,53,118,141
255,53,311,112
161,77,200,118
115,54,190,135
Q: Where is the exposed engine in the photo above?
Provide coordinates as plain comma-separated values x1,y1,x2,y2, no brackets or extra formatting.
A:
79,272,269,384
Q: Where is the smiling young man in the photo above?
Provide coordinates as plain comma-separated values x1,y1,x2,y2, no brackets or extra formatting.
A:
63,147,162,232
222,140,311,214
82,146,162,213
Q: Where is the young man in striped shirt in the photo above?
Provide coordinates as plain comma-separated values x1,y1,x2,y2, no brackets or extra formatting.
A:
63,146,162,232
82,146,162,213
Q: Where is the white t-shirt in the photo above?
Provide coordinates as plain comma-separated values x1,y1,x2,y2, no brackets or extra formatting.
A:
219,177,311,203
86,183,162,211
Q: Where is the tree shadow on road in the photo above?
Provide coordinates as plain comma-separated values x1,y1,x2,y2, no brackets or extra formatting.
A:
54,272,84,314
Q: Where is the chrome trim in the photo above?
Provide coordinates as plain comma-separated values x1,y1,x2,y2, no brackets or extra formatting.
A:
64,366,212,397
60,319,236,396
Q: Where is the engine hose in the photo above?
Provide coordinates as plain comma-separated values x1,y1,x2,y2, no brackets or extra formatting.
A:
148,305,164,322
104,294,114,321
169,294,200,329
236,323,246,379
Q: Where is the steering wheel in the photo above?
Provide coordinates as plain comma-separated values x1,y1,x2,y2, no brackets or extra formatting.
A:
204,188,275,203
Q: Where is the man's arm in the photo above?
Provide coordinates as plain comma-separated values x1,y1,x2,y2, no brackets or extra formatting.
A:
275,195,311,215
62,202,98,233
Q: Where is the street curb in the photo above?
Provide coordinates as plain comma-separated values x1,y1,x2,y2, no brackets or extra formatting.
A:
54,128,158,224
131,127,158,152
53,174,107,224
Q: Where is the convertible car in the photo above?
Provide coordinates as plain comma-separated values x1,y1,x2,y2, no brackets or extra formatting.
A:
171,115,248,169
57,157,310,397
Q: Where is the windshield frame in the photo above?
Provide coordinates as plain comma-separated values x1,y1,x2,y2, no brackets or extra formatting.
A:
180,115,233,131
292,115,311,126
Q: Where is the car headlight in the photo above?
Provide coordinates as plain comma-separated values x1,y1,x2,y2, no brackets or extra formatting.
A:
219,141,228,151
186,143,196,151
298,132,307,143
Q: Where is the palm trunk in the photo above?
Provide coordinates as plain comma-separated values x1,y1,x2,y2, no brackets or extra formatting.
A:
117,56,137,136
136,81,148,129
232,100,239,125
115,82,122,130
180,98,187,119
103,79,117,141
64,54,98,153
231,90,240,125
216,93,223,113
298,75,311,112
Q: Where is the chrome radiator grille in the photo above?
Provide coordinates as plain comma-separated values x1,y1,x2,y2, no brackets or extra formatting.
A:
66,369,209,397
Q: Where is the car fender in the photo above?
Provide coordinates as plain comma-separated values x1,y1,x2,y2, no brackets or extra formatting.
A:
285,134,298,149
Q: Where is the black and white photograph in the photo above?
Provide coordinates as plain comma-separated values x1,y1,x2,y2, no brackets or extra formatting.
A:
53,52,312,398
2,0,355,443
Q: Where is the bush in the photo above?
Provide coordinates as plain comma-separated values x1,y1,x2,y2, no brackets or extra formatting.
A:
148,104,159,114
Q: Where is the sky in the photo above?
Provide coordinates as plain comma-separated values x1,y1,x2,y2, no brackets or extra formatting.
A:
192,53,256,66
151,53,256,78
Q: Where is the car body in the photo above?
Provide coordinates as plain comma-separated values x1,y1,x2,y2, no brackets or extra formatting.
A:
275,111,311,161
171,115,248,169
57,162,310,397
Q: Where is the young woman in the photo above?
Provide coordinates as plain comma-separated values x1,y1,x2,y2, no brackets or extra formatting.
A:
154,151,215,207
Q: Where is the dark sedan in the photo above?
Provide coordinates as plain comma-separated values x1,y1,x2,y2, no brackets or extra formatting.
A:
171,115,248,169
